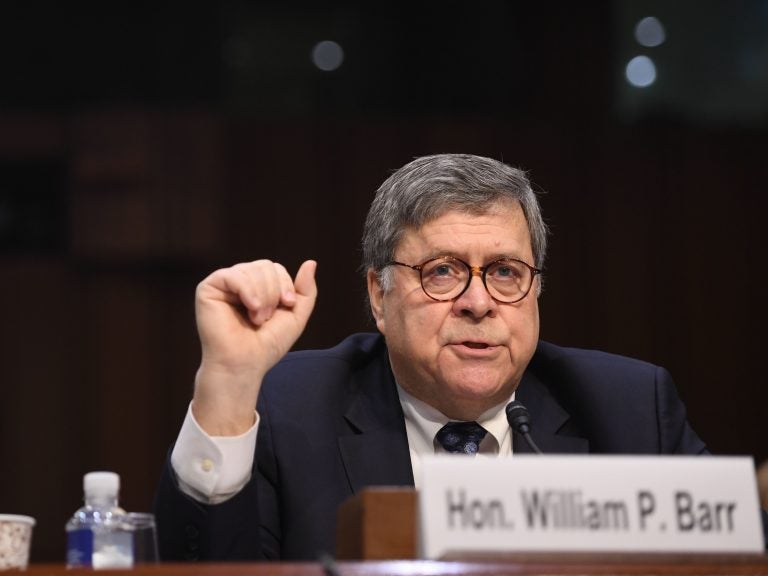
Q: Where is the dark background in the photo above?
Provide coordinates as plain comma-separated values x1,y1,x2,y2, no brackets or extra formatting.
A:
1,0,766,562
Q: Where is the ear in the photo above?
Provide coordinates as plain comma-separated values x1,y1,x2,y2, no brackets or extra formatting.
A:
367,268,387,334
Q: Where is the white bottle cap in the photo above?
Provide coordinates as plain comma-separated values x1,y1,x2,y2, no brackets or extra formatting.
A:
83,471,120,499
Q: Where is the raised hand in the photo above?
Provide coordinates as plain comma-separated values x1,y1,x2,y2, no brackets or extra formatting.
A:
191,259,317,435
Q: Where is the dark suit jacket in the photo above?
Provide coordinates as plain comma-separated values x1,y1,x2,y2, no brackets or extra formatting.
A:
155,332,765,561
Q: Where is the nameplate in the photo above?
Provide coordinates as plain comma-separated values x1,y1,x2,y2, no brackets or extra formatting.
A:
418,455,763,558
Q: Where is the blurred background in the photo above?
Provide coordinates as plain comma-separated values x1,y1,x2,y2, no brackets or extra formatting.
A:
1,0,766,562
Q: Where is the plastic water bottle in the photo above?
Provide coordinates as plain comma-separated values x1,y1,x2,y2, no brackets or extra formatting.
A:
65,471,133,568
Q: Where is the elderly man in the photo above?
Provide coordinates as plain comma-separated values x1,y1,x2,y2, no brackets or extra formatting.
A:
155,153,717,561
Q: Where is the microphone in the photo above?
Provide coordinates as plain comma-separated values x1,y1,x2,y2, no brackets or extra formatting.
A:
505,401,543,454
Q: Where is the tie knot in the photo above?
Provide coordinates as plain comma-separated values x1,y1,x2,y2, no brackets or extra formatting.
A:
435,421,487,455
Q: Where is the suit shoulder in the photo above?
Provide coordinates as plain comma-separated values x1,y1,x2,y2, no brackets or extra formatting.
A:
262,332,386,391
258,332,391,421
278,332,385,368
534,340,660,376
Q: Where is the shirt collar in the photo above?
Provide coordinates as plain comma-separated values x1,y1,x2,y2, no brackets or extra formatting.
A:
396,383,514,454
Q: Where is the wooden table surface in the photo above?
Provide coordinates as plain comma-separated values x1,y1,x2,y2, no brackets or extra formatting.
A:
22,554,768,576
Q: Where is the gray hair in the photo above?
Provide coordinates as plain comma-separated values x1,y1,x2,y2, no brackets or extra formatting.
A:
361,154,549,290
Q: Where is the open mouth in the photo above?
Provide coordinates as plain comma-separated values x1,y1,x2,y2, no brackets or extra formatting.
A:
462,341,490,349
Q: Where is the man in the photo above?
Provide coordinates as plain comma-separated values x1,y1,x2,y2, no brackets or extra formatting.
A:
154,153,756,561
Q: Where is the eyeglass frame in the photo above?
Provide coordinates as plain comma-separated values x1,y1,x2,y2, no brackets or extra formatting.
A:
384,255,542,304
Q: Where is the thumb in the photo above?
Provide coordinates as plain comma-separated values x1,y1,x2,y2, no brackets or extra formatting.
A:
292,259,318,320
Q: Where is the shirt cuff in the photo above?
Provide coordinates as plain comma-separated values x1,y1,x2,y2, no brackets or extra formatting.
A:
170,402,259,505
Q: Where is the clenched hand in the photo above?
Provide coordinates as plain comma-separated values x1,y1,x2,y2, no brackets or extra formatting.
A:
191,259,317,435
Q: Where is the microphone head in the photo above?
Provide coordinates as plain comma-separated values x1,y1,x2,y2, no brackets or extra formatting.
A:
505,400,532,434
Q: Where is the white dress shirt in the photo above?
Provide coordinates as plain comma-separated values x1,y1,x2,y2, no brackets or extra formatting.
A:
171,405,259,504
397,386,515,488
171,387,515,503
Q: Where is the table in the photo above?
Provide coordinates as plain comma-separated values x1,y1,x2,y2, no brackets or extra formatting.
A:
23,554,768,576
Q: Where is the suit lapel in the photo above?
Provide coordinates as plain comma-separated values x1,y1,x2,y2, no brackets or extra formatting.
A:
338,349,415,492
515,369,589,454
336,337,589,488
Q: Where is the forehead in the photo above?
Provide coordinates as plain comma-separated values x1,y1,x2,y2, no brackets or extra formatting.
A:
396,201,532,259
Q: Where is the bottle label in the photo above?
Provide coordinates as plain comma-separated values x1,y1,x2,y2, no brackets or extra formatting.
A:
66,528,94,567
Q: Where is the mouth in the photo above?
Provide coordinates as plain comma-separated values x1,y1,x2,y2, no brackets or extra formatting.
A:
462,341,491,349
448,340,499,358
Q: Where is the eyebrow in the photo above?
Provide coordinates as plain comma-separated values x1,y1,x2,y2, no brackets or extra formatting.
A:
418,251,529,264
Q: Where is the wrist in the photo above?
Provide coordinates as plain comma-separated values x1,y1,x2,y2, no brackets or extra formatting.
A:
191,365,263,436
191,395,257,436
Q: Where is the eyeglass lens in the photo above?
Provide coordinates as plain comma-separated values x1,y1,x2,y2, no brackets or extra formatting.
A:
420,257,533,302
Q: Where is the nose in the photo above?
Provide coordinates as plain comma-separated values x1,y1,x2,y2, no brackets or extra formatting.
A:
452,272,497,319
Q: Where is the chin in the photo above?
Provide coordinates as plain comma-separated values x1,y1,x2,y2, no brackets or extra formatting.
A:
444,372,508,402
440,385,508,421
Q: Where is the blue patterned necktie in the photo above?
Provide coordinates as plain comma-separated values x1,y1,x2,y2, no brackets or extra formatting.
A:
435,421,487,455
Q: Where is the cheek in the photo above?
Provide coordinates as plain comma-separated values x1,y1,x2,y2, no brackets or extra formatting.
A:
518,304,540,352
529,298,540,333
504,300,540,342
383,299,449,347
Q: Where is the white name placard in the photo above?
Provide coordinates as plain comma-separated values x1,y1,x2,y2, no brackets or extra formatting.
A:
419,455,764,558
